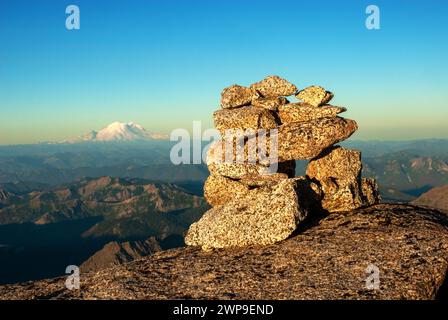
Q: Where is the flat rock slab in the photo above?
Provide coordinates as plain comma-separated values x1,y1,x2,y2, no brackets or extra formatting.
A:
213,106,278,135
278,103,346,123
204,173,290,207
207,161,295,180
206,140,296,179
252,96,289,111
277,117,358,161
2,204,448,300
239,173,289,187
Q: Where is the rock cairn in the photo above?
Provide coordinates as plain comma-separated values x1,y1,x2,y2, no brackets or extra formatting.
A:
185,75,380,250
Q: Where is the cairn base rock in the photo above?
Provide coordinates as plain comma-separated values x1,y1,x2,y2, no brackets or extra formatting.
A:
185,178,318,250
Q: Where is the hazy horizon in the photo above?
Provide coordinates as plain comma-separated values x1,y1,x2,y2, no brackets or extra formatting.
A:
1,0,447,144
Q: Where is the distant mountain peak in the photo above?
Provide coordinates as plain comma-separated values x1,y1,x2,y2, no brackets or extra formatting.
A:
63,122,168,143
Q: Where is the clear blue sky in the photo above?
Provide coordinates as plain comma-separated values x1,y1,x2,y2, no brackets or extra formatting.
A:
0,0,447,144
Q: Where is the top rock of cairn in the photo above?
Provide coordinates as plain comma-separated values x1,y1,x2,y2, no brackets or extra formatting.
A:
185,76,380,250
250,75,298,98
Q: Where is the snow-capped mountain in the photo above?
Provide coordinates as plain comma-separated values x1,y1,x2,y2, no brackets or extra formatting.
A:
63,122,168,143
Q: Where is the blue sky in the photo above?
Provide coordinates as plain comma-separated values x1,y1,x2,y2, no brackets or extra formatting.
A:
0,0,447,144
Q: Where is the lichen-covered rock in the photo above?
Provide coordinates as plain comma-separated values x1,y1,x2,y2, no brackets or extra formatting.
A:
296,86,333,107
251,96,289,111
221,85,260,109
276,117,358,161
185,178,319,250
361,178,381,206
239,173,289,187
213,106,278,136
206,140,296,179
278,103,346,123
250,75,297,98
207,160,295,180
207,161,267,180
207,134,277,167
204,175,249,206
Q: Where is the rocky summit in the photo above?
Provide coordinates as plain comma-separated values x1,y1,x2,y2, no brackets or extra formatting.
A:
1,204,448,300
187,76,380,250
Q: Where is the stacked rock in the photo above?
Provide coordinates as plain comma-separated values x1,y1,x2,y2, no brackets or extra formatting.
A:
185,76,380,250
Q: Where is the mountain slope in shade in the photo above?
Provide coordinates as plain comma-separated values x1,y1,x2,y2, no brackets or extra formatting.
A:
63,122,168,143
412,184,448,211
80,237,161,273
